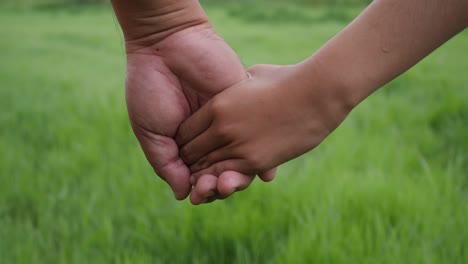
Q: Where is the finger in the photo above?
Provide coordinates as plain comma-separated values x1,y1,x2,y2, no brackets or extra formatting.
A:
175,103,213,147
190,174,218,205
135,131,192,200
217,171,255,198
258,168,277,182
191,159,255,183
188,143,235,173
179,128,228,165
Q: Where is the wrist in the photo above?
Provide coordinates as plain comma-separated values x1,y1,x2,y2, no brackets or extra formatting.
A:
292,60,356,132
111,0,209,52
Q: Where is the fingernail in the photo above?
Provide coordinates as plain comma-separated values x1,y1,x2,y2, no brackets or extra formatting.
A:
201,191,216,204
190,176,195,185
204,191,215,198
201,195,215,204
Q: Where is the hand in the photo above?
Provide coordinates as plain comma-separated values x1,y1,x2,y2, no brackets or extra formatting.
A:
176,64,353,179
125,22,275,204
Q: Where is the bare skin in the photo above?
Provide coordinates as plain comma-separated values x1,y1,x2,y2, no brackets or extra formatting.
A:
176,0,468,200
111,0,275,204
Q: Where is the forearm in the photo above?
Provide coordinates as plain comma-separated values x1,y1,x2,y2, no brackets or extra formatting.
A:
110,0,209,48
302,0,468,108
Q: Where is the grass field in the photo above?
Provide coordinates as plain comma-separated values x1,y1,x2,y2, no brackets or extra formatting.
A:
0,4,467,264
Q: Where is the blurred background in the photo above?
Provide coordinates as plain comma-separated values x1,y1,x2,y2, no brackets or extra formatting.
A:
0,0,466,263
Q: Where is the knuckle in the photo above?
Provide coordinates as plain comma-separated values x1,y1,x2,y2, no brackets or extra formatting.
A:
212,124,232,140
211,163,225,176
246,153,264,171
175,130,186,145
209,98,235,141
189,162,199,173
210,97,230,117
227,147,258,173
191,156,208,173
176,123,192,145
202,151,222,170
210,96,225,110
180,147,192,163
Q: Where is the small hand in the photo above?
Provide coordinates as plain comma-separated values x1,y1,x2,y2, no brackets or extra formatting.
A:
176,64,352,180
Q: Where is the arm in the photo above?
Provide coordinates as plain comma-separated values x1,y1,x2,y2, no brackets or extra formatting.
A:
306,0,468,107
111,0,209,51
111,0,274,203
176,0,468,182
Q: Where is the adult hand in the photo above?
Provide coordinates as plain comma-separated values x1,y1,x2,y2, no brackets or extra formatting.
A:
112,1,275,203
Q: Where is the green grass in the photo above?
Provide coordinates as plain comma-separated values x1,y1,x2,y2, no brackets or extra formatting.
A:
1,4,467,264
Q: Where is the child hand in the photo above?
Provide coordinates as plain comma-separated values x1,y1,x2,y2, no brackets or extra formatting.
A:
176,63,352,186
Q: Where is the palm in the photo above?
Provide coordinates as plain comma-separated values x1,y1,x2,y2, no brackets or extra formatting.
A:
125,26,247,200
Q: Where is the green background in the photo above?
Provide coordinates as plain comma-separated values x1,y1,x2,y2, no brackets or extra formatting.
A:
0,1,467,263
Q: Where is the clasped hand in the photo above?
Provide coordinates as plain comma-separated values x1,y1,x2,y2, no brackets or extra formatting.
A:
113,0,467,205
124,21,280,205
113,0,351,205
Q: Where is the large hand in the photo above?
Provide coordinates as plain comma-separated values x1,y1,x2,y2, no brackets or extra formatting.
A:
125,23,275,203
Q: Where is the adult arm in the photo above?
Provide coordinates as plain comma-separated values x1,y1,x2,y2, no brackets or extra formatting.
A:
111,0,275,203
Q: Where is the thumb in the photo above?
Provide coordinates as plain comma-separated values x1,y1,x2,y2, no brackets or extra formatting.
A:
135,129,192,200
